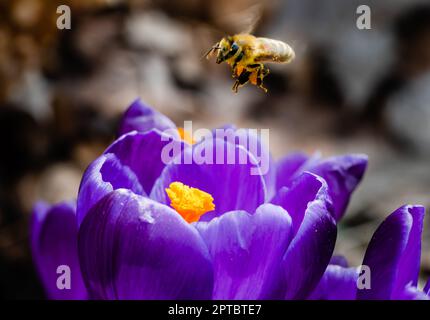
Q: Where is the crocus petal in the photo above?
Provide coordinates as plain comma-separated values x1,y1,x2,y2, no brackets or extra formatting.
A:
213,126,276,199
271,172,327,235
357,205,425,300
30,201,87,300
393,206,425,293
301,154,368,221
329,255,350,268
78,189,213,300
424,278,430,296
76,153,145,226
195,204,293,299
276,153,368,221
105,130,186,194
77,130,186,225
277,173,337,299
118,98,178,137
150,138,266,220
308,264,359,300
394,284,429,300
275,152,308,192
31,201,50,260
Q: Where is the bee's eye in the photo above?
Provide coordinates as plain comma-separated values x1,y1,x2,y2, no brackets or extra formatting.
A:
231,43,239,53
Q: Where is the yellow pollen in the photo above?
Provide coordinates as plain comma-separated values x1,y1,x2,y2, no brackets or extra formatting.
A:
178,128,196,144
235,65,245,77
166,182,215,223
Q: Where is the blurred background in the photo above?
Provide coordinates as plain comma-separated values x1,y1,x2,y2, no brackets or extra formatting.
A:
1,0,430,298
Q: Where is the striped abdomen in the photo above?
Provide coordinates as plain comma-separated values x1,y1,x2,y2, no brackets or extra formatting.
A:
255,38,295,63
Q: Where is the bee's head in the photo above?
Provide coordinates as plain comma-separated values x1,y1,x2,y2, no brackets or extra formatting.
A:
216,37,239,64
204,37,240,63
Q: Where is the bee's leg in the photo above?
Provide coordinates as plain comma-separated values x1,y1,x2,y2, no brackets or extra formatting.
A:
245,64,260,85
232,80,240,93
257,80,268,93
257,67,269,93
248,63,269,92
232,71,251,93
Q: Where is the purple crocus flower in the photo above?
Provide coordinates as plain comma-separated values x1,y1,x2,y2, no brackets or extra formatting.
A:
310,205,430,300
31,201,87,299
30,99,367,300
308,256,359,300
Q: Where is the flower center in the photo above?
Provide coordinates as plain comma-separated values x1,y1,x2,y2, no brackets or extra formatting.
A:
165,182,215,223
177,128,196,144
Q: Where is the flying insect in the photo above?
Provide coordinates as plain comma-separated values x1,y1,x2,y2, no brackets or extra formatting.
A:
205,34,295,93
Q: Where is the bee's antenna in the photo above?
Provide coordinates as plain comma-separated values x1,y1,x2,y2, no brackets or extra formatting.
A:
202,44,221,59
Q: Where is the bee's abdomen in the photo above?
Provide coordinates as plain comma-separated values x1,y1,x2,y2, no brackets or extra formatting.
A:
255,38,295,63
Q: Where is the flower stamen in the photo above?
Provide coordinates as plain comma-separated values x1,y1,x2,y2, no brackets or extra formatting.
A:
166,182,215,223
177,128,196,144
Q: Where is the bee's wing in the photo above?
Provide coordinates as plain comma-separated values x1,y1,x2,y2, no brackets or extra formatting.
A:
215,2,264,35
200,1,265,58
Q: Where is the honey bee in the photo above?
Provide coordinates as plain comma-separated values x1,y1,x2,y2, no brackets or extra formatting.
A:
205,34,295,93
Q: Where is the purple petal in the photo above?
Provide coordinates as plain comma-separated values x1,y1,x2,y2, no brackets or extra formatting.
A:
77,130,186,226
308,264,359,300
393,285,429,300
280,173,337,299
31,201,51,259
78,189,213,300
150,138,266,220
30,201,87,300
271,172,329,235
302,154,368,220
195,204,292,299
424,278,430,296
105,130,186,194
329,255,350,268
357,205,424,300
118,99,178,137
76,153,145,226
277,153,368,221
213,126,276,199
275,152,308,192
393,206,425,293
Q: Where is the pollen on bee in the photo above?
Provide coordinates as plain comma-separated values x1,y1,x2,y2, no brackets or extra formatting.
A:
235,65,245,77
249,72,258,85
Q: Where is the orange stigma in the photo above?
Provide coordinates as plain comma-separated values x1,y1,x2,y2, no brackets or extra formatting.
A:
177,128,196,144
166,182,215,223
